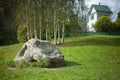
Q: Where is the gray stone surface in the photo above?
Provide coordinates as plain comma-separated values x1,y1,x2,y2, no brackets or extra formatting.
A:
14,39,64,63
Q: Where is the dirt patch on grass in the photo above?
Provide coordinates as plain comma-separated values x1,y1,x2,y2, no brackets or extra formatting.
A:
8,66,16,70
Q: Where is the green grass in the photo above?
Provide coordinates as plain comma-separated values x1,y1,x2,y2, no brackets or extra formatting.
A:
0,35,120,80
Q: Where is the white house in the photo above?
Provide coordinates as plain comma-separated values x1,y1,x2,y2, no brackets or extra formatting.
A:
87,3,112,32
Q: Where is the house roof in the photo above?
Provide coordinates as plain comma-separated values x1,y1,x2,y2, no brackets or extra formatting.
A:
88,4,112,14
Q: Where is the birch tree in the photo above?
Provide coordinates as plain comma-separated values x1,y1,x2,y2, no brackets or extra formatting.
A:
57,19,60,44
37,0,42,40
33,0,38,39
53,0,57,44
61,20,65,43
26,0,30,40
61,0,67,43
17,0,76,43
46,17,48,40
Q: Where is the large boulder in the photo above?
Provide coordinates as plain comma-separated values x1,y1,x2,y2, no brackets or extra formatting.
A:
14,39,64,63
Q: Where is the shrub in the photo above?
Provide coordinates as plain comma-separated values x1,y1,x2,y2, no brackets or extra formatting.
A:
115,18,120,32
94,16,111,32
110,20,120,32
17,24,27,43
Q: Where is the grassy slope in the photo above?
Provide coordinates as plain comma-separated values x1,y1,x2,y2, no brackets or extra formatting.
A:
0,35,120,80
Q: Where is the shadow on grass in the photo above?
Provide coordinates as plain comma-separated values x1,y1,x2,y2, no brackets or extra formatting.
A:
59,36,120,47
45,61,81,69
63,60,81,68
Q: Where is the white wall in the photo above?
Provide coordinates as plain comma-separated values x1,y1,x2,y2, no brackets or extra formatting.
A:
87,8,97,32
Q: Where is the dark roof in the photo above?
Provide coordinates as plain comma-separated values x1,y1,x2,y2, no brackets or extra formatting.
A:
88,4,112,14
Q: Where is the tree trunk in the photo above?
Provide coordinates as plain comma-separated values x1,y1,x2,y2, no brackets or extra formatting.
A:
28,0,32,39
46,27,48,41
39,16,42,40
34,10,37,39
29,23,32,39
54,11,57,44
46,18,48,41
26,0,29,40
61,20,65,43
57,19,60,44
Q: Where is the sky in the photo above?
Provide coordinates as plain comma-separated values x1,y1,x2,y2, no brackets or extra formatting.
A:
85,0,120,21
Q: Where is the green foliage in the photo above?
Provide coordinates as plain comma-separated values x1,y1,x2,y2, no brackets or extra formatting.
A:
0,0,87,44
110,22,120,32
17,24,27,43
115,14,120,32
65,18,80,37
94,16,111,32
117,11,120,19
94,12,120,32
110,11,120,32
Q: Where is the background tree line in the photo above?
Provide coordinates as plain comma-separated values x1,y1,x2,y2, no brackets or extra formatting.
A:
0,0,19,44
0,0,86,44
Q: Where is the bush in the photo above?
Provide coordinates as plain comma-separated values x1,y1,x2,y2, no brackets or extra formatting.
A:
115,18,120,32
110,20,120,32
17,24,27,43
94,16,111,32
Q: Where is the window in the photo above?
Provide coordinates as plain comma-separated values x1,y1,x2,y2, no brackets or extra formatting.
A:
90,15,94,20
92,23,94,27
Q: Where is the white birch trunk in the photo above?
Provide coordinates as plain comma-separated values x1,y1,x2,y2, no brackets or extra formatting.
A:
39,16,42,40
54,11,57,44
29,23,32,39
38,1,42,40
26,0,29,40
57,19,60,44
46,18,48,41
28,0,32,39
61,20,65,43
34,10,37,39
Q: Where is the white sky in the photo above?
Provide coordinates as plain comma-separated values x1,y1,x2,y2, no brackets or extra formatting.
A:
85,0,120,21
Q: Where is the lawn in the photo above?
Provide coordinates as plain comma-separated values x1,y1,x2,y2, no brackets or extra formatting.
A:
0,35,120,80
